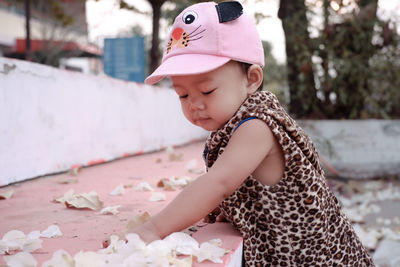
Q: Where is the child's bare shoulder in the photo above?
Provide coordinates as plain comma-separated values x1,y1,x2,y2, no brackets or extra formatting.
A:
233,119,285,186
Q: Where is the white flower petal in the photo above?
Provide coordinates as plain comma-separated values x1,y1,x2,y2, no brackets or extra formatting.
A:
0,240,8,255
125,233,146,251
42,249,74,267
2,230,26,251
149,192,166,202
110,184,125,196
100,205,121,215
194,240,226,263
164,232,199,255
22,237,42,253
4,251,37,267
74,251,106,267
0,189,14,199
146,239,174,257
98,235,123,255
135,182,154,192
41,225,63,238
60,190,103,210
170,256,193,267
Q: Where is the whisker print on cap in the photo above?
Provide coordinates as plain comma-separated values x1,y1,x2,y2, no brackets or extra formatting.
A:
188,29,206,39
187,25,201,36
189,37,204,41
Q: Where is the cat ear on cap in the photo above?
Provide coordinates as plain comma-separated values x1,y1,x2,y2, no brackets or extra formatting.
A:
215,1,243,23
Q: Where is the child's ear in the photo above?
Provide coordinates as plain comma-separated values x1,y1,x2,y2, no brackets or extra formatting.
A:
246,65,263,94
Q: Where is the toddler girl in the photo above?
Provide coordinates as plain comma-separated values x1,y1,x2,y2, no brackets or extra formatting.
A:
139,1,374,266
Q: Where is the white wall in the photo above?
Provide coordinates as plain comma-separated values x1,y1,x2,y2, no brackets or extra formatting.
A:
0,57,208,186
298,120,400,179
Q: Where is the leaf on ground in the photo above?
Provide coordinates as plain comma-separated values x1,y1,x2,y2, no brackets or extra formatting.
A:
149,192,166,202
0,189,14,200
73,251,105,266
43,231,226,266
110,184,125,196
157,176,194,191
42,249,74,267
168,153,184,161
55,189,103,210
41,225,62,238
135,182,154,192
166,146,184,161
170,256,192,267
1,230,27,252
0,230,43,255
100,205,121,215
164,232,199,255
156,179,177,191
126,212,151,231
4,251,38,267
194,238,228,263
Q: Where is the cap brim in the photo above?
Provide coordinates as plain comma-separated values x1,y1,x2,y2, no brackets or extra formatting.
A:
145,54,231,85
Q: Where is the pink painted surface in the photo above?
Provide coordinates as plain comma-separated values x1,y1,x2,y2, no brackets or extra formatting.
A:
0,141,242,266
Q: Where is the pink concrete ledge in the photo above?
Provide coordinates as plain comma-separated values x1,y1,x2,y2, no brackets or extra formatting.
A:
0,141,243,266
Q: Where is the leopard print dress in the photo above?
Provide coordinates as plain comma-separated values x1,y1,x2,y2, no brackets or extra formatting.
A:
204,91,374,266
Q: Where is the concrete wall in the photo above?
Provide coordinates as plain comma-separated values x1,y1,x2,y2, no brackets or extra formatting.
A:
0,57,208,186
298,120,400,179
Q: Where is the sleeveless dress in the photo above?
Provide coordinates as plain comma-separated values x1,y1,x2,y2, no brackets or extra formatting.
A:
203,91,374,266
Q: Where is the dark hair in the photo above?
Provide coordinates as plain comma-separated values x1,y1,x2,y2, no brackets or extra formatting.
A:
239,62,264,91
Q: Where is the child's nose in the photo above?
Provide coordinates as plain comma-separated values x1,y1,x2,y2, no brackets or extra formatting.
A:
189,97,205,111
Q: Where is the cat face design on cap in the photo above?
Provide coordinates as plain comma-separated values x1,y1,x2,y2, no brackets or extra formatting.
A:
166,10,205,54
165,1,243,55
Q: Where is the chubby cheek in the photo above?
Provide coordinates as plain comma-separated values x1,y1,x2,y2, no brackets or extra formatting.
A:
211,101,236,124
180,103,195,123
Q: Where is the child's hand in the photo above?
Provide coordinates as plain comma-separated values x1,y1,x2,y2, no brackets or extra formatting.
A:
131,221,162,244
102,220,161,248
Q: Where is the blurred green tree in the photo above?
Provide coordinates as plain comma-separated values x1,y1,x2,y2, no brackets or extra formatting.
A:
278,0,319,118
279,0,400,119
315,0,400,119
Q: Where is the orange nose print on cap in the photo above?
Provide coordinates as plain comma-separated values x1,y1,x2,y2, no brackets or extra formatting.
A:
172,28,184,40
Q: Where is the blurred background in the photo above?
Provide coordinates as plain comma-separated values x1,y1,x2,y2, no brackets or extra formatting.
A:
1,0,399,120
1,2,400,264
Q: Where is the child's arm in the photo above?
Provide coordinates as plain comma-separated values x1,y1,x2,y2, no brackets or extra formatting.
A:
134,119,276,243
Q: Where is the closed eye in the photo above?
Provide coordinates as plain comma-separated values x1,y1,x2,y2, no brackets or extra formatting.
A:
203,88,216,95
179,94,188,99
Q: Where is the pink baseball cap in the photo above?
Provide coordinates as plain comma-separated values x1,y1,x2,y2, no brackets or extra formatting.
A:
145,1,264,85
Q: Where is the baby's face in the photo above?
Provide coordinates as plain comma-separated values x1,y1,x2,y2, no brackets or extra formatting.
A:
171,61,250,131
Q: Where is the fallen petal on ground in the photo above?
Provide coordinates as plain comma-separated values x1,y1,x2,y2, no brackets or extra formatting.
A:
41,225,63,238
4,251,38,267
149,192,166,202
100,205,121,215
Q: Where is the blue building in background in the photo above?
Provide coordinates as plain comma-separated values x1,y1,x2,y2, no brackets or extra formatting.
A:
103,37,145,83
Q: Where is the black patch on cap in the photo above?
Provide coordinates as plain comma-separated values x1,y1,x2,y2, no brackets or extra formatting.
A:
215,1,243,23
